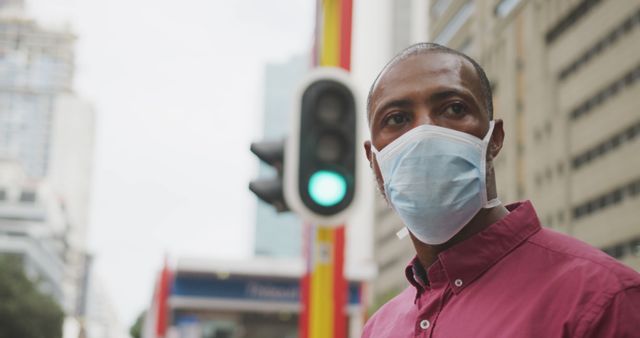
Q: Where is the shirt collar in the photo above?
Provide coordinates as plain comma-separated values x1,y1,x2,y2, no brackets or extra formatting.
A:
405,256,428,291
404,200,541,295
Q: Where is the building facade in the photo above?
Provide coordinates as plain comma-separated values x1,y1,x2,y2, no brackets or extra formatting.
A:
0,160,68,307
0,0,98,327
0,7,75,178
143,257,366,338
253,54,308,258
369,0,640,310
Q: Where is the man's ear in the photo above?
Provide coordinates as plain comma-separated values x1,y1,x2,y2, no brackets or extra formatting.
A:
364,140,373,168
488,119,504,160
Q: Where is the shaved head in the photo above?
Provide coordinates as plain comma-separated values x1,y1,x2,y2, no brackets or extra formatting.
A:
367,43,493,122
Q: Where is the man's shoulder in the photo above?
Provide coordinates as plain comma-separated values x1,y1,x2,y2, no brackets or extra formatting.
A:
525,226,640,289
362,286,416,337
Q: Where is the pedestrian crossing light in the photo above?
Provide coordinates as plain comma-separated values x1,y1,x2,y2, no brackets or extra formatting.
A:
285,67,358,225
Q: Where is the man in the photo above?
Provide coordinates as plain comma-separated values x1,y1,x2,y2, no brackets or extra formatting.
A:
362,43,640,338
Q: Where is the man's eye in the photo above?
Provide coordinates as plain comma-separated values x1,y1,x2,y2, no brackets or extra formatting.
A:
385,113,409,126
444,103,467,117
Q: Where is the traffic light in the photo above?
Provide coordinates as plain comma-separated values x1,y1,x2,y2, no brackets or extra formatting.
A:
285,67,358,225
249,139,289,212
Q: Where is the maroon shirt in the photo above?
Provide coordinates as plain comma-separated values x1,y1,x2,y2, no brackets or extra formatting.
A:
363,201,640,338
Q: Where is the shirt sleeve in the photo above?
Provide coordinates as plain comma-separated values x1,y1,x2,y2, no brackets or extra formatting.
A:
360,316,375,338
577,286,640,338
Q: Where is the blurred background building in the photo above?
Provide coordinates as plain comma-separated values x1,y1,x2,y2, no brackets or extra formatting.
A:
5,0,636,335
143,257,366,338
0,160,67,305
0,1,122,337
0,0,74,178
253,54,308,258
368,0,640,311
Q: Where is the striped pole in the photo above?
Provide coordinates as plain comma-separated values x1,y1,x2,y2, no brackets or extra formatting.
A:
300,1,352,338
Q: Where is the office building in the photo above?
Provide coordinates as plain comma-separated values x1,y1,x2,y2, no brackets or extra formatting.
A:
0,2,75,178
370,0,640,310
0,160,68,307
253,54,308,258
430,0,640,267
142,257,367,338
0,0,98,324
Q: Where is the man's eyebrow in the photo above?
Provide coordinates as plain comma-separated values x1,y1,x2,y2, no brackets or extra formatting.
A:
372,99,413,121
429,88,480,107
429,89,473,102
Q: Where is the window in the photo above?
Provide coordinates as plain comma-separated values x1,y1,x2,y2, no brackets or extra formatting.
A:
572,119,640,170
545,167,552,182
458,37,473,55
557,162,565,175
573,177,640,220
611,245,625,259
379,254,403,273
434,1,474,46
602,237,640,259
570,64,640,121
628,181,640,197
432,0,452,19
495,0,522,18
555,8,640,82
631,238,640,257
19,190,36,203
545,0,603,45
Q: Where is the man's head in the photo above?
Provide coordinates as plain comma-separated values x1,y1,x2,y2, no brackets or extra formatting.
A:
367,43,494,123
364,42,504,200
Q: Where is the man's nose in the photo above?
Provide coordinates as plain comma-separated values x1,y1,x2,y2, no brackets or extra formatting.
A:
414,106,436,128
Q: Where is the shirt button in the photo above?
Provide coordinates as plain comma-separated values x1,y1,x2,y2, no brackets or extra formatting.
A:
420,319,430,329
454,279,463,287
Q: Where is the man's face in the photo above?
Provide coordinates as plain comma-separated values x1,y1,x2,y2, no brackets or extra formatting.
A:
364,52,502,196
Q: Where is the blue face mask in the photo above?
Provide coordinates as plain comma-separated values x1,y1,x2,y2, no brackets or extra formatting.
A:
372,121,500,245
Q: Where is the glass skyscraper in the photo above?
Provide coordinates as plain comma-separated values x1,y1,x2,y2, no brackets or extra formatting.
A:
253,54,308,257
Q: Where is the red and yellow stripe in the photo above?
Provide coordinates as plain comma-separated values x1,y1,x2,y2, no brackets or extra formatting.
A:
301,224,347,338
314,0,353,70
301,2,352,338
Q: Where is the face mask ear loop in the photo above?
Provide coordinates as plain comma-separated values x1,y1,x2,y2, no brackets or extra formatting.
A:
481,121,496,207
396,227,409,239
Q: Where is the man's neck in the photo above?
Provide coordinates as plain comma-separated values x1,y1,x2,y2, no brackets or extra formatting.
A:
410,205,510,272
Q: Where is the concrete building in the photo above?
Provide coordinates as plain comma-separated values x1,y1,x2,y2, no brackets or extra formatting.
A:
0,0,99,328
369,0,640,310
0,2,75,178
49,94,95,248
143,257,367,338
0,160,68,307
253,54,308,258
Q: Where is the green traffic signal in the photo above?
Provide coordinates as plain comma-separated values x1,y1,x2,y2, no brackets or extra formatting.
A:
308,170,347,207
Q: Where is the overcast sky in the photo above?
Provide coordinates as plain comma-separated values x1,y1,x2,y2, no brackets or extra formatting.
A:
28,0,315,328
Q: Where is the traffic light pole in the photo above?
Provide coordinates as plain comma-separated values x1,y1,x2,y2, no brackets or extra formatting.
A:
249,1,356,336
300,1,353,338
285,67,357,338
